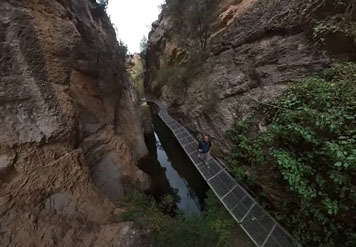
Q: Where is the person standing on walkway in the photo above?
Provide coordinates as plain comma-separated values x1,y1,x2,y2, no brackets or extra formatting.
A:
198,135,212,168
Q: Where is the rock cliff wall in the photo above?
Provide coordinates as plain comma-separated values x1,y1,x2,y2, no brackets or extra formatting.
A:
0,0,150,246
145,0,354,156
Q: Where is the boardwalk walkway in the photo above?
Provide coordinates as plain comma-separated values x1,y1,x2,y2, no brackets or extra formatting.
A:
147,99,299,247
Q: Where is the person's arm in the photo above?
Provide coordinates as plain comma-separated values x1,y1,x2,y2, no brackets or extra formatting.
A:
198,141,203,152
208,141,212,154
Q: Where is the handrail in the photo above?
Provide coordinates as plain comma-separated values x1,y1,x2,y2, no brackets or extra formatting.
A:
146,99,301,247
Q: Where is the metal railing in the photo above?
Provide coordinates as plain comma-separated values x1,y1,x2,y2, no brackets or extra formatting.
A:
147,99,300,247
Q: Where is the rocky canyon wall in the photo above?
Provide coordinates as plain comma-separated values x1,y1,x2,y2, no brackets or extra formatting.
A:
145,0,355,156
0,0,150,246
145,1,356,245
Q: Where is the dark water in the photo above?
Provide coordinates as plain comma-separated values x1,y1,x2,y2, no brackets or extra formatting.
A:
140,114,209,213
138,105,255,247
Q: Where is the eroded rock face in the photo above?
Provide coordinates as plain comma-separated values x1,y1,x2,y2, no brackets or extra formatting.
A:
145,0,337,156
0,0,150,245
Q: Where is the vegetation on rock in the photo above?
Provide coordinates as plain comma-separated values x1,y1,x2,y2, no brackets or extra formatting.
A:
162,0,218,52
119,188,237,247
152,0,220,91
313,0,356,55
145,0,356,246
96,0,109,9
140,36,148,56
128,55,145,98
227,63,356,247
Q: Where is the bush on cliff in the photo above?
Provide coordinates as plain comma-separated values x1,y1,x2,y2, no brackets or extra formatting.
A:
119,189,235,247
227,63,356,247
96,0,108,8
163,0,218,53
94,0,109,16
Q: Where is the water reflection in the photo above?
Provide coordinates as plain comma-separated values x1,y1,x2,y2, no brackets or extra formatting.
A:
140,115,209,213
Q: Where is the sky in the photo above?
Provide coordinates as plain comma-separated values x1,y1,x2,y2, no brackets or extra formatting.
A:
107,0,165,53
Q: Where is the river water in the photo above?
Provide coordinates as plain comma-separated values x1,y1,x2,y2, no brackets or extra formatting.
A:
140,114,209,213
138,107,255,247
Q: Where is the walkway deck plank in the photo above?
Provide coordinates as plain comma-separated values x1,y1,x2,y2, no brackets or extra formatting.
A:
147,99,299,247
179,136,195,145
222,186,246,209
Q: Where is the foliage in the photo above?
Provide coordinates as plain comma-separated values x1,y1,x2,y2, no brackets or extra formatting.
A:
313,0,356,47
95,0,109,15
153,0,218,94
140,36,148,55
96,0,109,8
185,0,218,52
118,40,128,59
119,188,235,247
313,17,356,46
128,55,144,98
204,191,235,246
163,0,218,52
227,63,356,247
155,48,209,92
155,64,189,94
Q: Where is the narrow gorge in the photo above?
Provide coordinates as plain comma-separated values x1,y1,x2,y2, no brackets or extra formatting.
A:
0,0,355,247
0,0,150,246
145,0,355,246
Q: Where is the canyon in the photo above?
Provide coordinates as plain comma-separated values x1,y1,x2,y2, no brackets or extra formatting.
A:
0,0,150,246
145,0,355,246
145,0,354,155
0,0,355,246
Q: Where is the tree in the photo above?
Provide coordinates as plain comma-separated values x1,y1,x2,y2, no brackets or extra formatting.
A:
187,0,218,52
140,36,148,55
97,0,109,8
163,0,218,53
96,0,109,13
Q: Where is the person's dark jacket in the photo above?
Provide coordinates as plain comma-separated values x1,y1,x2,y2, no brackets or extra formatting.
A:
198,140,212,153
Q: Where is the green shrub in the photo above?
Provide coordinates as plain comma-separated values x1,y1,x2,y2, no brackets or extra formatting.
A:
93,0,109,16
128,55,144,98
119,188,235,247
162,0,218,52
227,63,356,247
96,0,109,9
312,0,356,47
155,64,190,93
140,36,148,56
